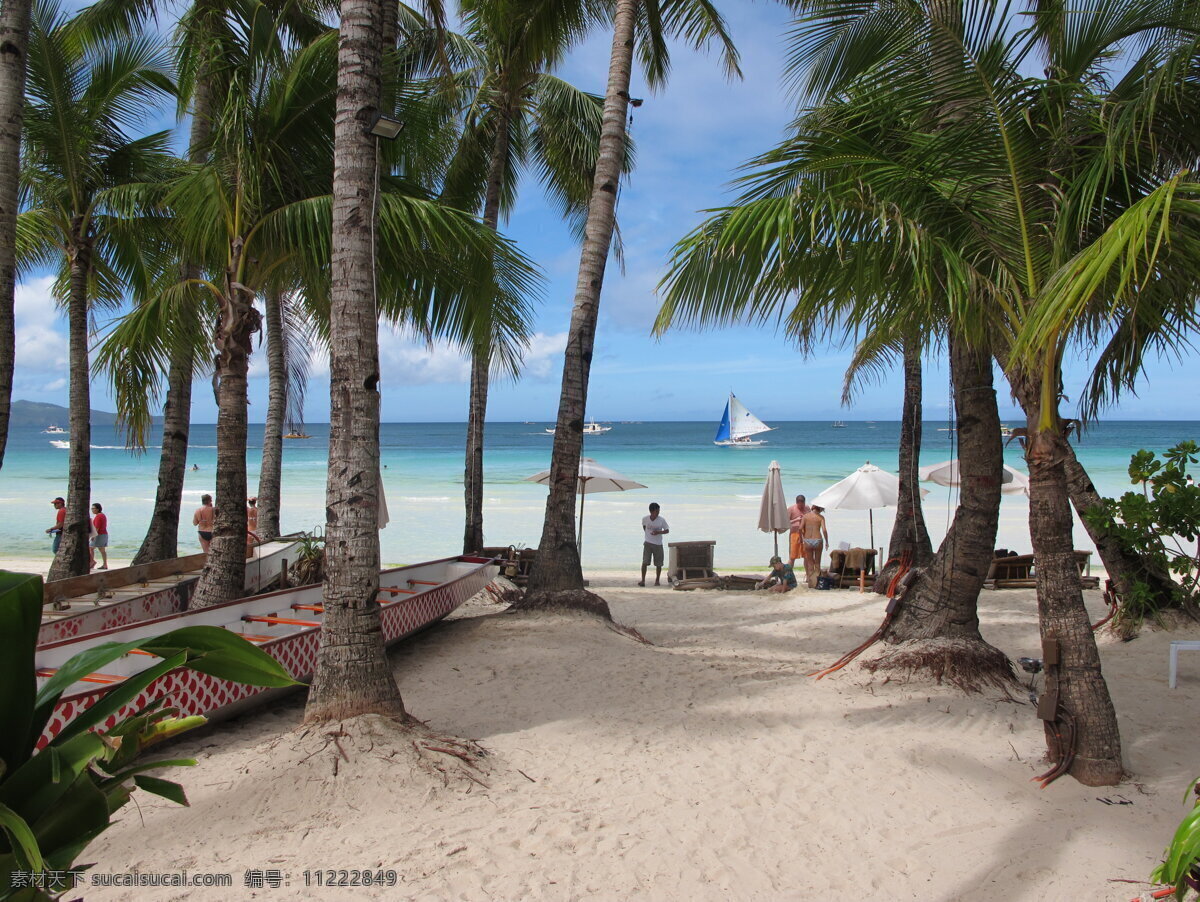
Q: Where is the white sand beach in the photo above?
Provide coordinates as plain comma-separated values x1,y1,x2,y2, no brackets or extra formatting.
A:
43,572,1196,902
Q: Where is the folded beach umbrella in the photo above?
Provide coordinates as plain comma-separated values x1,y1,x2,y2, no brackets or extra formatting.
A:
758,460,790,557
811,461,928,549
919,459,1030,496
525,457,646,561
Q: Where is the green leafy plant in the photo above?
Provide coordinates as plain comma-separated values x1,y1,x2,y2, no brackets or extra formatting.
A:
290,529,326,586
0,570,297,900
1083,442,1200,636
1152,777,1200,900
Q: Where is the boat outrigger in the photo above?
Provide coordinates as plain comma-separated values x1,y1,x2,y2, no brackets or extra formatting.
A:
714,393,773,446
34,555,497,746
40,538,304,645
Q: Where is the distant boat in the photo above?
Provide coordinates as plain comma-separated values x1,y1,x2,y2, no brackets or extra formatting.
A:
50,439,69,449
832,421,847,428
714,393,772,446
283,432,311,439
43,425,65,434
544,420,612,436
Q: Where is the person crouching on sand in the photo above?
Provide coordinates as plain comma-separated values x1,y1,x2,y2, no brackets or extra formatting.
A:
757,556,797,592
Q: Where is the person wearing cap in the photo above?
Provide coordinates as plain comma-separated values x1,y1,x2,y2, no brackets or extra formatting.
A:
799,505,829,588
89,503,109,570
46,497,66,552
757,556,797,592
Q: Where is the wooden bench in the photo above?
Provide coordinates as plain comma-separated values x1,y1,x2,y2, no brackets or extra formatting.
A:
1169,640,1200,689
829,548,877,589
985,550,1097,589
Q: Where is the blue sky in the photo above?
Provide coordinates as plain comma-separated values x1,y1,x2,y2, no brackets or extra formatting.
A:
10,2,1198,424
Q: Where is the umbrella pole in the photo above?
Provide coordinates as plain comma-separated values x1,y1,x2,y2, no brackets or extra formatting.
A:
578,492,586,558
869,508,874,550
773,532,779,556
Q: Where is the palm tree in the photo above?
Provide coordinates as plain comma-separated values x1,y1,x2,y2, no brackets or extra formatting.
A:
19,0,175,579
443,0,616,555
521,0,740,602
0,0,32,470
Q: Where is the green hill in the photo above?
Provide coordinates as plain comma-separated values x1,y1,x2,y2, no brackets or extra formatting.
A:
10,400,161,428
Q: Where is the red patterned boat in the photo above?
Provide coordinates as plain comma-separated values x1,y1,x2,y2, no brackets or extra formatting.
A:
39,539,306,645
36,555,497,745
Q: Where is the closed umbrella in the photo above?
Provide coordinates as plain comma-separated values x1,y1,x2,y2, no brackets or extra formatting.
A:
811,461,929,548
758,460,790,556
525,457,646,561
919,459,1029,495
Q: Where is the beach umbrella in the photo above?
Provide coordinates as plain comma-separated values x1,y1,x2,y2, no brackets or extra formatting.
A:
758,460,790,556
811,461,928,548
919,459,1030,495
525,457,646,560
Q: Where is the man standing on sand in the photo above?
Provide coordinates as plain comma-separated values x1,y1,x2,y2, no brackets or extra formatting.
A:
787,494,809,568
800,505,829,588
193,494,215,553
46,497,66,553
89,503,109,570
639,502,670,587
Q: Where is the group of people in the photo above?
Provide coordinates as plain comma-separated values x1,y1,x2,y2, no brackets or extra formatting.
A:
759,495,830,593
192,495,259,556
45,497,109,569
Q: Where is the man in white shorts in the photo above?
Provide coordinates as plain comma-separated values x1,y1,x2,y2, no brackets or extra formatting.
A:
640,502,670,587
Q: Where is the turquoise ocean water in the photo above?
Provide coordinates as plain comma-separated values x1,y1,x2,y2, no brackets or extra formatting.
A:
2,420,1196,570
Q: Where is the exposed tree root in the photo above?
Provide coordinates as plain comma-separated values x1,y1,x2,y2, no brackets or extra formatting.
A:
861,637,1018,694
508,588,613,620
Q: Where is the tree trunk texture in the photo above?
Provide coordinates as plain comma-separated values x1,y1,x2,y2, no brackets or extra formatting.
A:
866,335,1012,691
875,336,933,591
0,0,29,470
1063,447,1178,609
132,341,192,564
1013,376,1123,785
520,0,637,602
462,100,510,555
133,77,211,561
258,288,286,542
189,272,258,608
305,0,405,722
48,236,92,580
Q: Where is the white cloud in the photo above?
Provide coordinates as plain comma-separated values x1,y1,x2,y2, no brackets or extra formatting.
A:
377,326,471,385
13,275,68,380
521,331,568,380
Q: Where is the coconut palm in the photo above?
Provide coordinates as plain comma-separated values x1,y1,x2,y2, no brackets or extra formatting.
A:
18,0,175,579
0,0,32,470
442,0,619,555
521,0,740,602
659,0,1200,784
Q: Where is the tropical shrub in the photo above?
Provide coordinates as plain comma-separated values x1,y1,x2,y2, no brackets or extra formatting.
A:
1152,777,1200,900
0,570,296,900
1084,442,1200,636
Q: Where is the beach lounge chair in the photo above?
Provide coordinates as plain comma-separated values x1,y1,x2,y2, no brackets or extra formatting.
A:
984,550,1097,589
829,547,877,588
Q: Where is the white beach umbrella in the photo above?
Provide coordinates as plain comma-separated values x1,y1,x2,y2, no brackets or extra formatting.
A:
525,457,647,560
919,459,1030,495
811,461,929,548
758,460,790,557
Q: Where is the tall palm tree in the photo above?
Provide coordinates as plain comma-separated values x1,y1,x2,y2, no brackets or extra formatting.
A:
444,0,616,555
522,0,740,602
0,0,32,470
19,0,175,579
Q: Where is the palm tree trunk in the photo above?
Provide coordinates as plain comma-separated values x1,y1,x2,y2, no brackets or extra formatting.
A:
132,341,192,563
0,0,31,469
133,78,211,561
876,336,933,590
190,276,257,608
462,101,511,555
1014,375,1123,785
48,235,91,580
1063,448,1178,611
522,0,637,600
868,334,1011,690
305,0,404,722
258,288,286,542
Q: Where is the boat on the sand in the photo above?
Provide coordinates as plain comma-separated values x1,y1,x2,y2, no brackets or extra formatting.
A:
40,538,305,645
35,555,498,745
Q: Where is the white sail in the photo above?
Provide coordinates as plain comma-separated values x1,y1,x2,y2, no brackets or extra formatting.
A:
728,394,772,440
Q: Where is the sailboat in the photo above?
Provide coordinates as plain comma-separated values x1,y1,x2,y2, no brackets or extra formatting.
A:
713,393,772,446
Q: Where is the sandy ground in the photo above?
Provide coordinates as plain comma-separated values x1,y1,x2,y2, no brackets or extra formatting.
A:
24,570,1200,901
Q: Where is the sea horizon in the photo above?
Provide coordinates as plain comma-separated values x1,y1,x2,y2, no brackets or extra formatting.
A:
4,418,1197,571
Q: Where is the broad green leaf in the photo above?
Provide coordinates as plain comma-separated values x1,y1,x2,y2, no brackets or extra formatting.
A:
0,802,43,872
0,571,44,771
132,775,188,806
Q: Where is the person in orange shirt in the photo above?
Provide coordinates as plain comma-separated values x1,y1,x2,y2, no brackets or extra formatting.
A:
89,502,109,570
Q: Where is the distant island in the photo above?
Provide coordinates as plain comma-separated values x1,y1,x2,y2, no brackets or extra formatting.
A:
10,400,161,428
